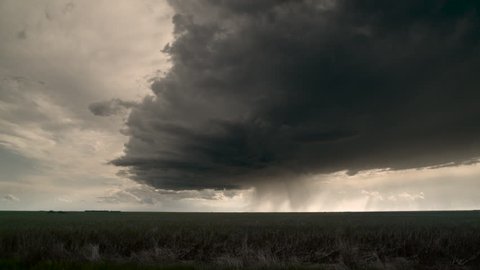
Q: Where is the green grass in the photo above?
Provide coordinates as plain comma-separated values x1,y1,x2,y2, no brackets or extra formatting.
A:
1,211,480,269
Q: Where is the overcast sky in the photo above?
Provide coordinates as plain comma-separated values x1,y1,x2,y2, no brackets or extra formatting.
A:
2,0,480,212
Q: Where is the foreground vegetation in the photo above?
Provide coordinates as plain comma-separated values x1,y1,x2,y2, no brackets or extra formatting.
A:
1,211,480,269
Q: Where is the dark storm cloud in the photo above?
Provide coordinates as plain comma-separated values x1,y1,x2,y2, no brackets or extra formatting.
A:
113,0,480,190
89,99,136,117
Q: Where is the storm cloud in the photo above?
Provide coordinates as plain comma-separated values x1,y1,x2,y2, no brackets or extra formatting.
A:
112,0,480,190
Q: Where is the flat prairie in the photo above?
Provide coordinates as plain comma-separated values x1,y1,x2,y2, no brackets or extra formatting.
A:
1,211,480,269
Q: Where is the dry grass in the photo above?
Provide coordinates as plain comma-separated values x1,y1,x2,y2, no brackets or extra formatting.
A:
1,211,480,269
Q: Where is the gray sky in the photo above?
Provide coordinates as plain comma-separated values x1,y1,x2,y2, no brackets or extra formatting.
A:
2,0,480,212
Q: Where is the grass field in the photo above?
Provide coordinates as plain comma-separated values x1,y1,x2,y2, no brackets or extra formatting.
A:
1,211,480,269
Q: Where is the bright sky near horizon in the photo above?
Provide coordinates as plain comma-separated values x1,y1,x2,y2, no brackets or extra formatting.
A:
2,0,480,212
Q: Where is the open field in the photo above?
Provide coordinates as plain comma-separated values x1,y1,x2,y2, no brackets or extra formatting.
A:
1,211,480,269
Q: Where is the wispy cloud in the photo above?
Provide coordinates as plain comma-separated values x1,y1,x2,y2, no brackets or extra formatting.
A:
2,194,19,202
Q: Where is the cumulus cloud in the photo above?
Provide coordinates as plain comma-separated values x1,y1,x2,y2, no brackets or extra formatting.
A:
362,190,425,202
98,184,243,205
111,0,480,191
89,99,136,117
96,184,249,211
